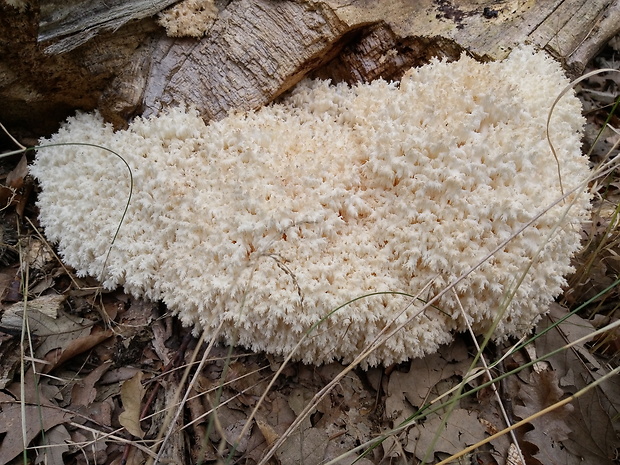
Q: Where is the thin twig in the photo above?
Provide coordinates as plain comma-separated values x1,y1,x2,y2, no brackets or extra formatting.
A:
120,331,194,465
435,365,620,465
453,289,526,465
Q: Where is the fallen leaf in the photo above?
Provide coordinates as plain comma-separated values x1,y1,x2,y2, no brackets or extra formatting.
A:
0,264,16,299
119,371,145,438
0,404,72,464
534,305,620,464
76,397,114,429
0,333,21,389
5,155,28,189
386,338,470,424
256,418,279,446
514,370,573,442
323,439,375,465
1,296,104,374
0,373,77,463
71,361,112,407
36,424,71,465
381,434,406,459
70,429,108,465
1,294,68,328
276,426,328,465
113,447,145,465
506,443,525,465
513,370,574,464
22,237,55,271
223,419,252,453
536,304,602,385
42,326,113,373
563,386,618,465
405,408,486,461
476,398,512,461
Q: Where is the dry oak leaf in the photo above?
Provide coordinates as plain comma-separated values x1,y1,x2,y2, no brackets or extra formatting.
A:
0,393,73,465
405,408,486,461
513,370,574,464
71,361,112,407
514,370,573,441
119,371,146,438
386,338,470,424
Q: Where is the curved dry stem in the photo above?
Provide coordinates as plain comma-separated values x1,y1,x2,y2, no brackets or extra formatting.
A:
546,68,620,196
322,314,620,465
257,171,598,465
435,364,620,465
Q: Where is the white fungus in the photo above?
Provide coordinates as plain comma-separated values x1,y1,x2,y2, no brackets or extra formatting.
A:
31,46,590,367
157,0,218,38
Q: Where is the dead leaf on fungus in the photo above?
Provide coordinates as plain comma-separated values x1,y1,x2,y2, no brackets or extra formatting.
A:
119,371,146,438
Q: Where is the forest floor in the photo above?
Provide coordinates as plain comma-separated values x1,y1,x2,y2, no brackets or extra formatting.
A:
0,41,619,465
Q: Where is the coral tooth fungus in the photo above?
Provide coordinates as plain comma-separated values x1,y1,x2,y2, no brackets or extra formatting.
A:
32,47,590,367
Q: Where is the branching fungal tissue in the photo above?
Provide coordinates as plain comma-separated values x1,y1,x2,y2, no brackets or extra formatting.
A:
32,47,591,367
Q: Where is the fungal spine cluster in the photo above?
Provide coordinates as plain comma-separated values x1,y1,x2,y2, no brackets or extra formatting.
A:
31,47,590,367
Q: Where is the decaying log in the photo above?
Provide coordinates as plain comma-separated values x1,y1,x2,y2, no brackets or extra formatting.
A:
38,0,179,54
318,0,620,81
139,0,357,122
139,0,620,123
0,2,160,138
0,0,618,140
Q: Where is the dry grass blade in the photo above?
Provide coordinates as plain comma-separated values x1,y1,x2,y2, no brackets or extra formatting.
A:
259,162,606,464
452,289,526,465
547,68,620,195
150,327,215,464
435,364,620,465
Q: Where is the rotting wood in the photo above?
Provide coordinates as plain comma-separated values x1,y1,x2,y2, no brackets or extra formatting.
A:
319,0,620,76
0,0,618,138
139,0,357,121
97,0,620,123
38,0,179,54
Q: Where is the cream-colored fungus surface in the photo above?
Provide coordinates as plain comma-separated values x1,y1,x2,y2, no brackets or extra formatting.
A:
32,47,590,367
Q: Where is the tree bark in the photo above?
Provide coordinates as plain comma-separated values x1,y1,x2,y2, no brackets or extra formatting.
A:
38,0,179,54
0,0,618,141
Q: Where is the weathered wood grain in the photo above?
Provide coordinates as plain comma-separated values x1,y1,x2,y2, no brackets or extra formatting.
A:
139,0,620,122
0,0,618,139
38,0,178,54
140,0,356,120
